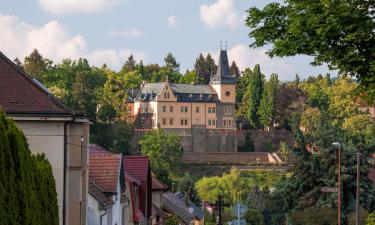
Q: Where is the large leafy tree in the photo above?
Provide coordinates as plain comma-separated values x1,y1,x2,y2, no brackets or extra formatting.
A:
246,0,375,101
178,173,201,205
139,129,182,178
246,64,264,128
258,73,279,127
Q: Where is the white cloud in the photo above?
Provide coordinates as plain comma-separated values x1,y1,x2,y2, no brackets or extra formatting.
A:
199,0,241,28
205,44,294,80
167,15,180,28
0,14,147,70
108,29,143,38
38,0,119,15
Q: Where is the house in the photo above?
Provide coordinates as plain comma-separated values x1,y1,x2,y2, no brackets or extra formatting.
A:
131,49,237,153
162,192,204,225
0,51,89,225
151,176,168,225
124,156,152,225
88,144,126,225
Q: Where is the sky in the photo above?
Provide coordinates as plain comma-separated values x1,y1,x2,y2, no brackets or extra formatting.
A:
0,0,337,80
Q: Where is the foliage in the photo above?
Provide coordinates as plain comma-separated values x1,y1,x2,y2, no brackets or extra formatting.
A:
246,0,375,101
195,169,285,205
178,173,201,205
0,111,58,225
237,132,254,152
289,208,337,225
367,212,375,225
139,129,182,174
165,215,179,225
121,54,136,73
347,207,369,225
300,107,322,134
258,73,279,127
230,61,240,78
179,70,197,84
164,53,180,72
246,64,264,128
23,49,50,80
194,53,217,84
236,68,252,112
245,209,264,225
343,114,375,145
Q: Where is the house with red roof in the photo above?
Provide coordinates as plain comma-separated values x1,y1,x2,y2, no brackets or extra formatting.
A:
0,51,90,225
124,156,152,225
88,144,128,225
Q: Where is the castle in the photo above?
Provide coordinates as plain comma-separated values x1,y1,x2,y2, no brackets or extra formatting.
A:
129,49,238,153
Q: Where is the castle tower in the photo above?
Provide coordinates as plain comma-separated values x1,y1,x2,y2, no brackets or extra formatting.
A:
210,50,236,103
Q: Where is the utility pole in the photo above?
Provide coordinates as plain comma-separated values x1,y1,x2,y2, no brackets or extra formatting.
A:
332,142,341,225
356,152,360,225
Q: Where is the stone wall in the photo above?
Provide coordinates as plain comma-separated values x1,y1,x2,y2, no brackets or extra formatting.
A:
237,130,294,152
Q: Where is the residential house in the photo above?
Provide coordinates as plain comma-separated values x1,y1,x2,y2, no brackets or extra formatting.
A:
162,192,204,225
0,51,89,225
151,176,168,225
124,156,152,225
88,144,126,225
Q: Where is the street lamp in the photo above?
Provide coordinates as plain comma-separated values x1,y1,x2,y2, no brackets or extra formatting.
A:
332,142,341,225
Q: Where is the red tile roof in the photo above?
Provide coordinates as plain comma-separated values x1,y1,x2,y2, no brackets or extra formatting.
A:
152,176,168,191
88,178,114,207
124,156,150,182
125,173,141,185
0,52,74,115
89,145,121,193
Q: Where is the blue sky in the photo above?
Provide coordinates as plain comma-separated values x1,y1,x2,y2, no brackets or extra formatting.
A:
0,0,336,80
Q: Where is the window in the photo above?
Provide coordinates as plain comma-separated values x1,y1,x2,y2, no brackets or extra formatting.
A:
208,120,211,126
223,120,227,127
185,119,188,125
185,106,188,112
212,120,216,126
170,106,173,112
181,119,184,125
212,107,216,113
167,93,170,98
163,106,166,112
228,107,231,114
196,106,199,113
170,119,174,125
225,91,230,97
164,92,167,98
208,107,211,113
162,118,166,125
181,106,184,113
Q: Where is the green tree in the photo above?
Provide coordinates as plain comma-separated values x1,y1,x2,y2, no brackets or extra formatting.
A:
343,114,375,145
246,0,375,101
367,212,375,225
246,64,264,128
237,68,253,112
245,209,264,225
164,53,180,72
23,49,49,81
230,61,240,79
139,129,182,174
179,173,201,205
258,73,279,127
121,54,136,73
179,70,198,84
194,53,217,84
123,71,142,89
0,111,58,225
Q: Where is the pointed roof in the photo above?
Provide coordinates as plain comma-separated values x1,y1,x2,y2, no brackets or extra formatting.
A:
0,51,82,117
210,50,236,85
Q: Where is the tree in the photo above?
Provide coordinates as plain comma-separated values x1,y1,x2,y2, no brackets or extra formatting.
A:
246,64,264,128
300,107,322,134
258,73,279,127
246,0,375,101
139,129,182,174
245,209,264,225
343,114,375,145
164,53,180,72
237,68,253,112
367,212,375,225
179,70,198,84
121,55,136,73
0,111,58,225
230,61,240,78
194,53,217,84
179,173,201,205
23,49,48,80
123,71,142,89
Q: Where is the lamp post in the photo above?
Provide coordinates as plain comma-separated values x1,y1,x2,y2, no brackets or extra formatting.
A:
332,142,341,225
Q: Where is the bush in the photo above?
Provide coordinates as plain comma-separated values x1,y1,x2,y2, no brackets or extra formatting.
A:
367,212,375,225
245,209,264,225
290,208,337,225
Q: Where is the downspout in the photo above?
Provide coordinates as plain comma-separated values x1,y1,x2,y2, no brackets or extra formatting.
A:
63,114,76,225
190,102,193,153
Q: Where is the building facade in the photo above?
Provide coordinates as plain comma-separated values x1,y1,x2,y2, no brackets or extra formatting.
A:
0,52,89,225
131,50,237,153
